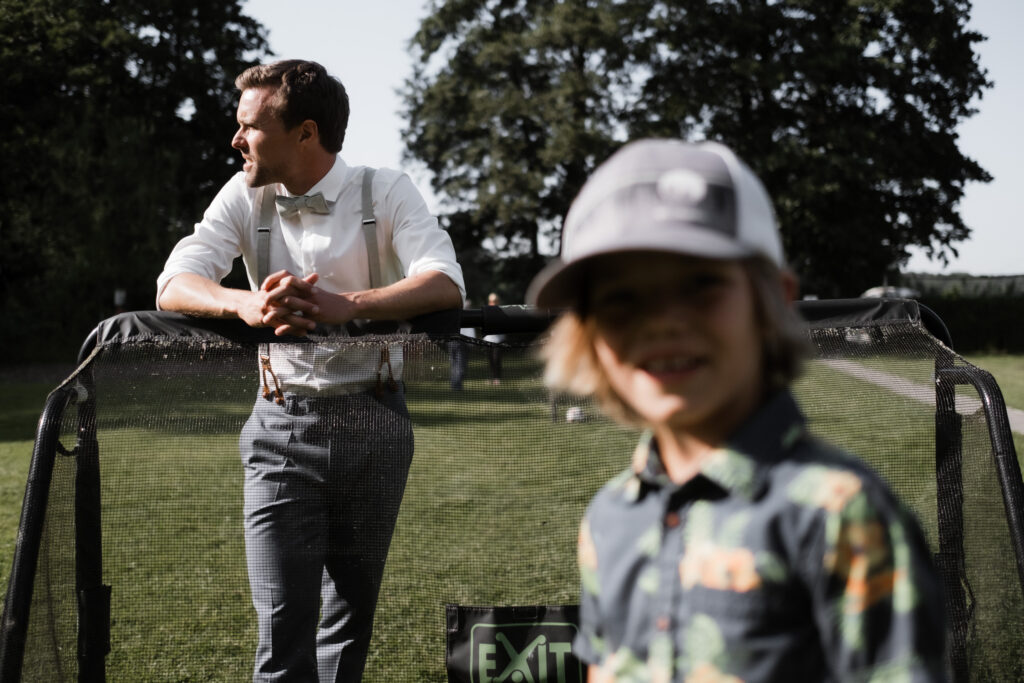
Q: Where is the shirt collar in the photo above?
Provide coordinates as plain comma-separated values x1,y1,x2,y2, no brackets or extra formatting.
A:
279,154,348,200
309,155,347,201
629,390,806,502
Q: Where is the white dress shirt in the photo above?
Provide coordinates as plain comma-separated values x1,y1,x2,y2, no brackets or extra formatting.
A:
158,156,465,393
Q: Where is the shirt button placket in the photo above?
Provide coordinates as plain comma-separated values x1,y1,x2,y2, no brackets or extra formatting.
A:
653,496,684,648
300,216,313,274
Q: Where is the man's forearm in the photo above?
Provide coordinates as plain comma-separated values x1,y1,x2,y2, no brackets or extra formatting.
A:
158,272,251,319
318,271,462,324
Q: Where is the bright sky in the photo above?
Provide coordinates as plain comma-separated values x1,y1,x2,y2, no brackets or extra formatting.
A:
244,0,1023,276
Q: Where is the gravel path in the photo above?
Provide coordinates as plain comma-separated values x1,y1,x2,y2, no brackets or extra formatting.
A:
823,359,1024,435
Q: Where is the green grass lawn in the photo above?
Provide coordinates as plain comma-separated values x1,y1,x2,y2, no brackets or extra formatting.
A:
0,381,56,607
0,348,635,681
2,344,1023,681
965,353,1024,414
965,353,1024,464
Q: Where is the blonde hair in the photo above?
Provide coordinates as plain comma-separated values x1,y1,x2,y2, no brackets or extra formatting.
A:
540,257,807,427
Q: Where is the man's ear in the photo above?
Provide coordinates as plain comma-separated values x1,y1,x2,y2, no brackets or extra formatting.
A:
297,119,318,145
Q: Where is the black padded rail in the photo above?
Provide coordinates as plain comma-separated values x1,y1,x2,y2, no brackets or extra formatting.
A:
79,298,947,362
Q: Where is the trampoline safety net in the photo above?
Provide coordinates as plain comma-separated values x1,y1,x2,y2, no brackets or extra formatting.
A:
2,300,1023,682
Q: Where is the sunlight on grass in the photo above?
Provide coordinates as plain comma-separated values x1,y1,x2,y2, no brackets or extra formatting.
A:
3,346,1024,680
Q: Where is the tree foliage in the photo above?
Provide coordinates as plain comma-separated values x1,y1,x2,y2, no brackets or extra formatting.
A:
0,0,268,361
402,0,990,300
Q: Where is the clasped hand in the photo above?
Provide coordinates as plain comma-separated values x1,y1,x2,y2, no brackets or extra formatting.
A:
254,270,354,337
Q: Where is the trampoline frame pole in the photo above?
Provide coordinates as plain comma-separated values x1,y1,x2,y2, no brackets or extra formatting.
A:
0,387,72,681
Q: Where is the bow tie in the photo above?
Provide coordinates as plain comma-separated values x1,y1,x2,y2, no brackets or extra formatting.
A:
275,192,331,218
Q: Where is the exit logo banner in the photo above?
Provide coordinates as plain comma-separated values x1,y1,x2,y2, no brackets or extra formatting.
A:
446,605,583,683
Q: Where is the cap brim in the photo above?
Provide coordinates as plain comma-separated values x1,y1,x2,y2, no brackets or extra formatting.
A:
526,258,580,309
526,226,756,309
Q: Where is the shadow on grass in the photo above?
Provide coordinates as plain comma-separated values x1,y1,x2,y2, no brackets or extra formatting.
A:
0,381,62,443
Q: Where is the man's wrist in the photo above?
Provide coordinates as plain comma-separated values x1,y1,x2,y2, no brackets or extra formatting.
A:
343,290,366,319
227,288,262,322
318,289,362,325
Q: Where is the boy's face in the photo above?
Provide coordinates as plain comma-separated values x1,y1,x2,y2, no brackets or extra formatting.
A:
588,252,765,442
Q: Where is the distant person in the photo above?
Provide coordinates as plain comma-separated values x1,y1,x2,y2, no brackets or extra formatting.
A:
450,298,475,390
483,292,505,385
156,59,464,682
527,139,946,681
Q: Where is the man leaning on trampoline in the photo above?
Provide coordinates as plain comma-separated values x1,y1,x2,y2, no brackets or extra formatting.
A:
156,60,464,681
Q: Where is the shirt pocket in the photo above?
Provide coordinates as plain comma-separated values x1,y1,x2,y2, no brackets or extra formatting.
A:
685,581,809,636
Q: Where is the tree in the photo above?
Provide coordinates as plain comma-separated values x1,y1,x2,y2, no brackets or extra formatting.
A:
402,0,990,300
0,0,269,361
402,0,631,303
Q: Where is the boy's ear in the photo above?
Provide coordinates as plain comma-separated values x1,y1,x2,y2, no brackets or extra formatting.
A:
780,270,799,304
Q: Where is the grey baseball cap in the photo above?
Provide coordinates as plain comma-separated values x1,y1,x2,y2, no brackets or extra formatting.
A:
526,139,784,308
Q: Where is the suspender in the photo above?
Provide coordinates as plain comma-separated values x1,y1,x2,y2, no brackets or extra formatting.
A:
360,168,381,290
255,186,276,286
255,167,380,289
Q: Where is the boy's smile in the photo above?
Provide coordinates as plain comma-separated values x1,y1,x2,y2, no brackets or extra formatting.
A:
589,251,765,448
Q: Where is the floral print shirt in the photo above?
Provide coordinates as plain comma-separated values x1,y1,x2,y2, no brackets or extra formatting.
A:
574,391,948,682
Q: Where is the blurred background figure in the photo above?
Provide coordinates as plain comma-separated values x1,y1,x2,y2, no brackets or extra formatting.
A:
483,292,504,385
450,298,475,390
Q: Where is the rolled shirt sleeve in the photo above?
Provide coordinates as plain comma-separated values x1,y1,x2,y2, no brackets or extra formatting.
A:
156,174,252,307
378,170,466,302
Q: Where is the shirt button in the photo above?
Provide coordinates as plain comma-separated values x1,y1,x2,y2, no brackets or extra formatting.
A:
656,616,671,631
665,512,680,528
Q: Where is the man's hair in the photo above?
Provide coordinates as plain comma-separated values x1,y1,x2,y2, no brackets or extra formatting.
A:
235,60,349,154
540,257,808,427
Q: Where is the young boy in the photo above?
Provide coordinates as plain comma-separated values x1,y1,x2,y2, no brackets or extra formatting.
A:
526,140,947,682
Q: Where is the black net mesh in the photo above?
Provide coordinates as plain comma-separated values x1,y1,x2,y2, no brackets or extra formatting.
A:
3,306,1024,682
